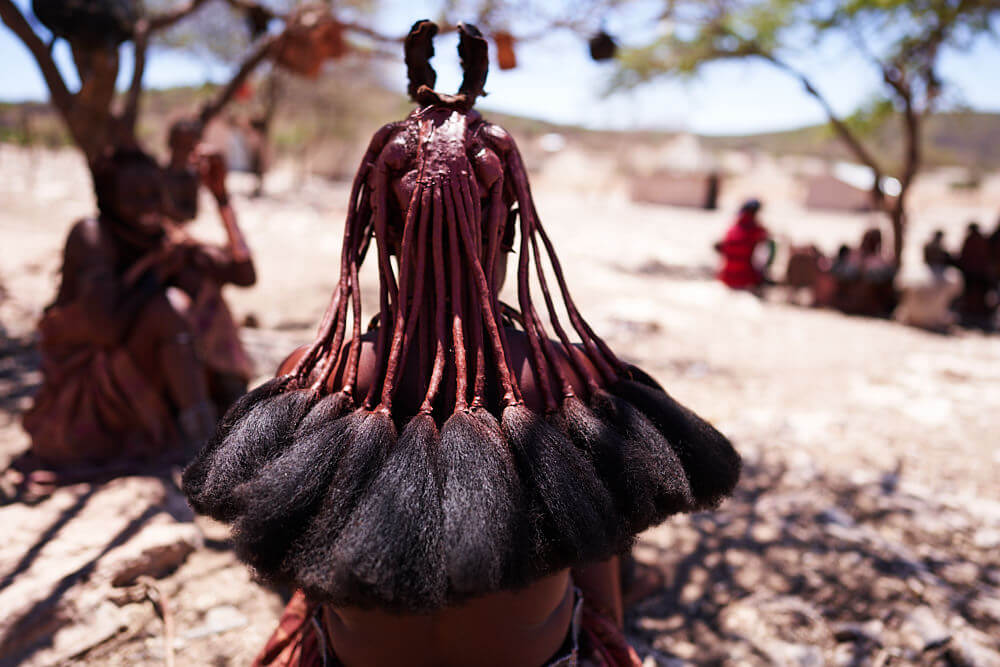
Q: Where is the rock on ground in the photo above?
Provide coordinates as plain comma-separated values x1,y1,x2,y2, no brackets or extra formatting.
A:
626,456,1000,666
0,476,202,665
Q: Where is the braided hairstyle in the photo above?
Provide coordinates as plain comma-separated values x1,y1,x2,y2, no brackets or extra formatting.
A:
183,20,740,613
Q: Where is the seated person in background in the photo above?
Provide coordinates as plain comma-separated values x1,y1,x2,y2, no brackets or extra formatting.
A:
23,148,216,466
896,230,961,332
923,229,952,281
164,119,257,408
163,119,204,223
810,245,850,308
783,245,822,290
989,218,1000,286
836,228,897,317
715,198,773,291
830,244,852,277
23,146,255,469
955,222,996,327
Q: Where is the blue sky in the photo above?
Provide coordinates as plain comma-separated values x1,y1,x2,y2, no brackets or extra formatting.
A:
2,0,999,135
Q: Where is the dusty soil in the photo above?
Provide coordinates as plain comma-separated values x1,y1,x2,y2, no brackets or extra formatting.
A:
1,144,998,666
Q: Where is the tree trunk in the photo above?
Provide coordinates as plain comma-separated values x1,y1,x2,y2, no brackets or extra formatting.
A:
889,197,906,270
886,172,913,272
61,42,121,165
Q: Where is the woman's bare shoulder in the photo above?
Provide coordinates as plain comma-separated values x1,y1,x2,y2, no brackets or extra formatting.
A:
275,328,592,414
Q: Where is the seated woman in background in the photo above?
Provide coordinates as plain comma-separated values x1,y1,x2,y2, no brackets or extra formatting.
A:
833,228,897,318
163,118,257,408
23,145,255,471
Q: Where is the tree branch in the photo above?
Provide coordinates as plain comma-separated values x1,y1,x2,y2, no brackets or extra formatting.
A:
764,54,887,206
198,34,278,126
148,0,213,33
224,0,279,18
0,0,73,115
119,21,150,138
884,72,920,196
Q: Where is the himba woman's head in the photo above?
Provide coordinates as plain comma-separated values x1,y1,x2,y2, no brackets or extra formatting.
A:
168,118,203,166
92,146,165,232
183,20,740,614
861,227,882,254
740,198,762,215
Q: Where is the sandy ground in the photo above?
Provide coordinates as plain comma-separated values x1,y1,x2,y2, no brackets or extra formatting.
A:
1,144,999,666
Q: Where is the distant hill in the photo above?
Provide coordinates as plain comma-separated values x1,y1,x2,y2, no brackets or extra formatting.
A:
0,69,412,179
3,80,998,173
701,112,1000,173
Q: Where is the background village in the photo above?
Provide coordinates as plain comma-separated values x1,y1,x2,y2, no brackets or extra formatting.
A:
1,0,999,665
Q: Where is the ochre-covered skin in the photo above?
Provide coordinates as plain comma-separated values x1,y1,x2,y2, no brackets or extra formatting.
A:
186,20,738,667
323,571,575,667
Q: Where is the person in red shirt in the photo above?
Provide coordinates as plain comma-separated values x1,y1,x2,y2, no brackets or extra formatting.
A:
715,199,773,290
